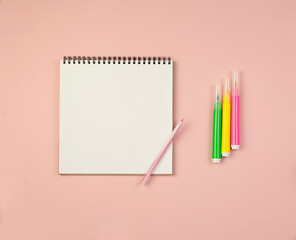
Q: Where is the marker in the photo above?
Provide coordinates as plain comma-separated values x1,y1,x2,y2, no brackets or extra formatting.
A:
212,83,222,163
231,70,240,149
221,77,231,157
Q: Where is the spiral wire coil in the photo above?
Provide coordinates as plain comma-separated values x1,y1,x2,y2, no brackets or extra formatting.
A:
63,56,171,65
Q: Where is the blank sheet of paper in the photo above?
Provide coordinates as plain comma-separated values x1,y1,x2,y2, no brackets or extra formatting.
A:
59,58,173,174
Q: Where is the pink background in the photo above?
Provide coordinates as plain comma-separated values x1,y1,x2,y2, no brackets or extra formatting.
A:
0,0,296,239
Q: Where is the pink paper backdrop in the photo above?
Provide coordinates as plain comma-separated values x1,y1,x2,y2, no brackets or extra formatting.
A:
0,0,296,239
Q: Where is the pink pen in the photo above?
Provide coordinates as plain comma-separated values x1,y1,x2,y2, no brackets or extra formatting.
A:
231,70,240,149
141,119,184,185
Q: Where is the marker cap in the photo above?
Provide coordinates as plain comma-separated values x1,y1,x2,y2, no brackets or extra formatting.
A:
231,145,240,149
232,70,240,95
221,152,230,157
215,83,222,104
212,158,221,163
224,76,231,96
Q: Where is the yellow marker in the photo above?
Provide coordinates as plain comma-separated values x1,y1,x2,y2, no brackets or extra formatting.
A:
221,77,231,157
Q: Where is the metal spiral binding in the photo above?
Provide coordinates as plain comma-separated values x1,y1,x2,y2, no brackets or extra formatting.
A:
63,56,171,65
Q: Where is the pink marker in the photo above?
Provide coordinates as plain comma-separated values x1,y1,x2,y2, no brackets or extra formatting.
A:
231,70,240,149
141,119,184,185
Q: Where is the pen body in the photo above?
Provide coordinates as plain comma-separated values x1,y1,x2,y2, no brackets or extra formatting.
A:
231,71,240,149
212,101,222,162
221,79,231,157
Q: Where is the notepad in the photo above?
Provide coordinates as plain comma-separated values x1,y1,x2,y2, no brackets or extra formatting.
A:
59,56,173,174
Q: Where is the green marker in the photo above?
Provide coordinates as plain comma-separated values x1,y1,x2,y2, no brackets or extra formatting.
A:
212,83,222,163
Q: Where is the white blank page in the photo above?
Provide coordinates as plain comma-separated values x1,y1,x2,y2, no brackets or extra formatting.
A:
59,59,173,174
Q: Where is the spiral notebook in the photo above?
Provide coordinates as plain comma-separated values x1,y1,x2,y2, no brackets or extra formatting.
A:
59,56,173,174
